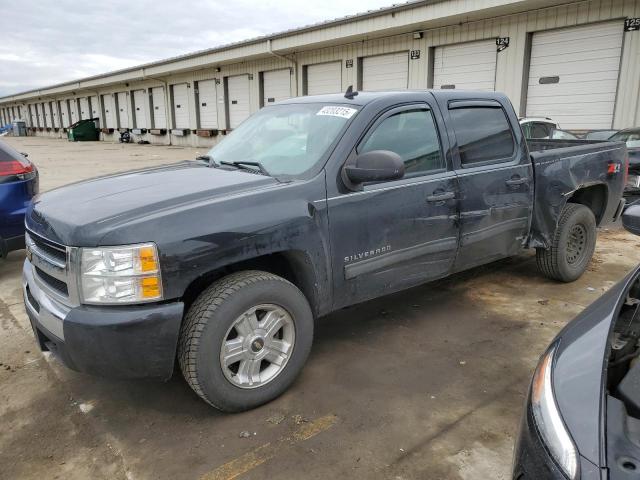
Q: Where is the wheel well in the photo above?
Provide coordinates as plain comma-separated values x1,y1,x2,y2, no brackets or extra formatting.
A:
567,184,608,225
181,251,319,316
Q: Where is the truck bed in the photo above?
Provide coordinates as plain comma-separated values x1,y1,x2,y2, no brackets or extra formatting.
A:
527,139,627,248
527,138,603,152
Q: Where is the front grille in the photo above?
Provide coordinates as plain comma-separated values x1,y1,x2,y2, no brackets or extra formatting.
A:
28,231,67,266
25,285,40,313
35,266,69,296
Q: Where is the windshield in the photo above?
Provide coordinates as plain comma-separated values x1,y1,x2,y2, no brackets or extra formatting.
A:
207,103,359,177
610,131,640,148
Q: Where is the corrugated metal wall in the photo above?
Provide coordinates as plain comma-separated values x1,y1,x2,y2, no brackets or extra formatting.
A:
2,0,639,144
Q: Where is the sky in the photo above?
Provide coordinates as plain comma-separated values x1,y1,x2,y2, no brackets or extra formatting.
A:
0,0,399,97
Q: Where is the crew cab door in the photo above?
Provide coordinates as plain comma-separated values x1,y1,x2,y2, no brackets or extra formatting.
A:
327,103,459,308
445,99,533,270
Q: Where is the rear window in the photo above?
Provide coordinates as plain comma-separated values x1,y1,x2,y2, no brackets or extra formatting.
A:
450,107,515,166
0,141,24,162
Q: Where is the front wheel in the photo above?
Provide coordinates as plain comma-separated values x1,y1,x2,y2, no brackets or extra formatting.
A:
536,203,597,282
178,271,313,412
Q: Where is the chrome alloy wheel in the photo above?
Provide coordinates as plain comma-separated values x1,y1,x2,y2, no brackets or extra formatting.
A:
219,304,295,389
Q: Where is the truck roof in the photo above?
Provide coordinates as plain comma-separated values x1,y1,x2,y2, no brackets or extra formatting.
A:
277,89,508,107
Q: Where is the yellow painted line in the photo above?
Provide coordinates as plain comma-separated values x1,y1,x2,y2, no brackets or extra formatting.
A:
201,414,338,480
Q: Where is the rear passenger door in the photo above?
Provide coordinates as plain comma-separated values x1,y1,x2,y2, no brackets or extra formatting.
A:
446,100,533,270
328,103,459,307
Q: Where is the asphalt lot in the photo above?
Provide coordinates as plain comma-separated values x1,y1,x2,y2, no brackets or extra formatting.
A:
1,135,639,480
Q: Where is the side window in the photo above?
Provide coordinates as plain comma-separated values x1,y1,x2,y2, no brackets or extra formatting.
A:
449,107,515,166
359,108,444,175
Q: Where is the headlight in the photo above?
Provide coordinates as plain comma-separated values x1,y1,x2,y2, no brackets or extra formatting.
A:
80,243,163,304
531,342,579,479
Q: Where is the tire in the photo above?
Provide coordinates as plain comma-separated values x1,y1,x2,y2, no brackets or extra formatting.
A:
178,271,314,412
536,203,597,282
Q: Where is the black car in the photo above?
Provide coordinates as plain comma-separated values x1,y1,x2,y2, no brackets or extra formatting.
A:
513,259,640,479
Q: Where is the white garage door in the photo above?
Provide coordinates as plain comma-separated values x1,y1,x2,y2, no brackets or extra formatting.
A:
198,79,218,129
43,103,52,127
69,99,79,125
151,87,167,129
433,40,497,91
263,69,291,105
89,95,101,122
227,75,250,129
362,52,409,91
79,97,90,120
37,103,45,127
58,101,68,127
51,101,60,128
306,62,342,95
102,94,116,129
172,83,190,129
133,90,147,128
29,105,37,126
117,92,130,129
526,22,623,130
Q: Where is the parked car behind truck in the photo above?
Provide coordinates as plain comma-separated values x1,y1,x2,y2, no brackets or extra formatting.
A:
0,140,38,261
22,90,627,411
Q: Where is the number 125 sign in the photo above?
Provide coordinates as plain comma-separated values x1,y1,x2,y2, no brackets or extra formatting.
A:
625,18,640,32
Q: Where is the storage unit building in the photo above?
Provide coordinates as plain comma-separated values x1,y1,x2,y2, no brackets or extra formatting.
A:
197,79,218,129
525,21,624,130
226,75,250,129
1,1,639,143
361,52,409,91
432,40,497,91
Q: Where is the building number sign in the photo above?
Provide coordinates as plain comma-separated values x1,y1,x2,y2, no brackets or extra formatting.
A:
410,50,421,60
496,37,510,52
625,18,640,32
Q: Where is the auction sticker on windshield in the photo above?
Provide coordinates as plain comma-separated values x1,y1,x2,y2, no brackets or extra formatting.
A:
316,106,358,119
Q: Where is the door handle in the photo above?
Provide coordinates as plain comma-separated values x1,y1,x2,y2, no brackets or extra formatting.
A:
505,177,529,186
427,191,455,202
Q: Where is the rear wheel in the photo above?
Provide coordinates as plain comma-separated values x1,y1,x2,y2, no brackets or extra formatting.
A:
536,203,597,282
178,271,313,412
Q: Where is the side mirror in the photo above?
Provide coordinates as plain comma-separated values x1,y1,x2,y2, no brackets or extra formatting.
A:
344,150,404,184
622,203,640,236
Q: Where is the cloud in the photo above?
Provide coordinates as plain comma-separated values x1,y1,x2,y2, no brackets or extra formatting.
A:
0,0,396,97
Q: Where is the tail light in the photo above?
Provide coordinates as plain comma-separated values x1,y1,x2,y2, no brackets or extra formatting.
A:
624,153,630,186
0,159,34,177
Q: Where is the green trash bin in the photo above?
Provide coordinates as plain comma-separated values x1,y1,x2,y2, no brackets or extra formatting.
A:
67,118,99,141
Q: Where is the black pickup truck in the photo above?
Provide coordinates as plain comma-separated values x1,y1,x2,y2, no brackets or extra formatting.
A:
22,90,627,411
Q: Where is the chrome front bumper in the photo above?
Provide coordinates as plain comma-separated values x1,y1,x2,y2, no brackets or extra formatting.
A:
23,259,70,340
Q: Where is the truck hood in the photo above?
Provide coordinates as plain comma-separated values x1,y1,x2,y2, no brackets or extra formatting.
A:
26,161,278,246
